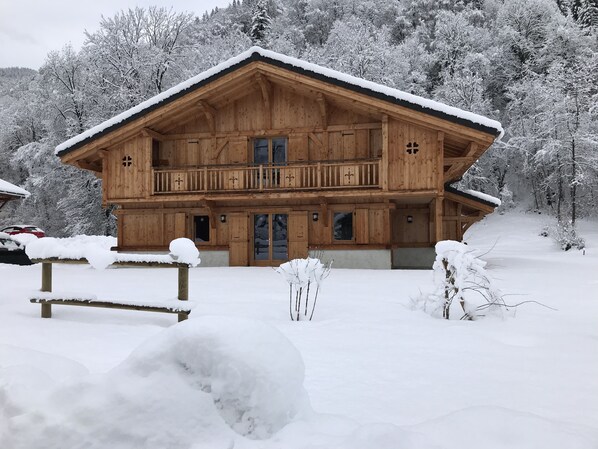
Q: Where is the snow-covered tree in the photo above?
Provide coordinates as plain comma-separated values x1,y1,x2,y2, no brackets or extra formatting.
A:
250,0,272,45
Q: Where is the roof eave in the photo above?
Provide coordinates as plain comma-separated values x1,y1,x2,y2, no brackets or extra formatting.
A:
444,184,498,209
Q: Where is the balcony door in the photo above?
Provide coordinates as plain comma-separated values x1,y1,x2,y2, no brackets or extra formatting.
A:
252,213,288,265
254,138,287,188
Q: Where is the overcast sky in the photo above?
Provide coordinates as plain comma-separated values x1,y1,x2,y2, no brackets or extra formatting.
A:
0,0,233,69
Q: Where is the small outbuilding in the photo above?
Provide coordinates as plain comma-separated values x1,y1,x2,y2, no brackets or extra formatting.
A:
0,178,30,210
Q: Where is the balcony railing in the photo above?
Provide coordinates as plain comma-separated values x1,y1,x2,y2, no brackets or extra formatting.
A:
152,159,381,194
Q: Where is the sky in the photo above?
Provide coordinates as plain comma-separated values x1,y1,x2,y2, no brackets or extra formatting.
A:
0,0,233,69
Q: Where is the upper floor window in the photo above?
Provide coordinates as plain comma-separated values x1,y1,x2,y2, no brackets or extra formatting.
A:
254,137,287,165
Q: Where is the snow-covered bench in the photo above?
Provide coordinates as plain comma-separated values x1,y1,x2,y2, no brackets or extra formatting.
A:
25,237,201,324
29,294,193,322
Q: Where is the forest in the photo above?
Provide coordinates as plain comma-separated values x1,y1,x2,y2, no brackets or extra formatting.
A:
0,0,596,244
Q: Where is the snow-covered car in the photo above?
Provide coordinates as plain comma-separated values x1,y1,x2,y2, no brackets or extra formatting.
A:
1,224,45,238
0,232,34,265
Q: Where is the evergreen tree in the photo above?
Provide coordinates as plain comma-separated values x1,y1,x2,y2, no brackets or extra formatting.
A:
250,0,272,45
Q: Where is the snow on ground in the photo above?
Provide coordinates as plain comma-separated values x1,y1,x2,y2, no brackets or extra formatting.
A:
0,211,597,448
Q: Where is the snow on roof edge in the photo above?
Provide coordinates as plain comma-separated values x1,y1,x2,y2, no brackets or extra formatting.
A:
446,184,501,208
55,46,504,156
462,189,501,207
0,179,30,198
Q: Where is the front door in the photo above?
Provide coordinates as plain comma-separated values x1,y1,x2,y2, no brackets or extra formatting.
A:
252,213,288,265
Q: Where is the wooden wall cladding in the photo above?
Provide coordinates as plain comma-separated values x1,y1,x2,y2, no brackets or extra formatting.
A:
106,136,151,200
120,212,187,248
308,209,331,246
288,211,308,259
121,214,162,247
307,205,389,247
159,139,212,167
443,199,460,241
355,208,388,244
288,134,309,161
387,118,438,191
391,208,431,245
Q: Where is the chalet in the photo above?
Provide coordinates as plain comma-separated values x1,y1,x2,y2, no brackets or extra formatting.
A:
55,47,502,269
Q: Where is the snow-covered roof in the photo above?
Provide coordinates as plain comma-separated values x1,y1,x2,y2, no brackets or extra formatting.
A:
462,189,501,207
445,184,501,208
0,178,30,198
55,47,504,157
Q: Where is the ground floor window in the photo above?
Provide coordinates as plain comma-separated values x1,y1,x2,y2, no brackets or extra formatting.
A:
333,212,353,241
194,215,210,242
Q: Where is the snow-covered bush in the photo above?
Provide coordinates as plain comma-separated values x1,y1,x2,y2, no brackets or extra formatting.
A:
414,241,508,320
551,221,585,251
276,257,332,321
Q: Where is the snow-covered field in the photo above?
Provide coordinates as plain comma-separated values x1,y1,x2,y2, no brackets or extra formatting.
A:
1,212,597,448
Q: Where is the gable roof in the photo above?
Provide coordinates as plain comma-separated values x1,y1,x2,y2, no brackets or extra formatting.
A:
55,46,504,157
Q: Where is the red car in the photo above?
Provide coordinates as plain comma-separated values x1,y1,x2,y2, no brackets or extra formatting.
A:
1,225,45,238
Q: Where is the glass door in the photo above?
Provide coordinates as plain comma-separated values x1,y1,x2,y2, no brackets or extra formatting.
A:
252,213,288,265
254,138,287,188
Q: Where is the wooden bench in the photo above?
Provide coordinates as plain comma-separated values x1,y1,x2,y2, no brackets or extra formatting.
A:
30,297,193,322
31,257,193,323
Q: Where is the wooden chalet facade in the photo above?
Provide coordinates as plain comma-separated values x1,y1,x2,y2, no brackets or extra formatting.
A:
55,48,502,269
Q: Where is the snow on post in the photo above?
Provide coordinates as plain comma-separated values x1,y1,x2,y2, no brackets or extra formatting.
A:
276,257,332,321
168,238,201,267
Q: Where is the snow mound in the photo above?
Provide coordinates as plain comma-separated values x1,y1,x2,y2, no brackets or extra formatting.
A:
1,317,311,448
122,316,309,438
169,238,201,266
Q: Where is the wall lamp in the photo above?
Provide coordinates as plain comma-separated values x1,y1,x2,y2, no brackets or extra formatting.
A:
312,212,319,222
407,215,413,224
220,214,227,223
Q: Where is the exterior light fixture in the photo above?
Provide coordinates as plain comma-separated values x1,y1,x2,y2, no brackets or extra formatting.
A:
312,212,319,222
407,215,413,223
220,214,227,223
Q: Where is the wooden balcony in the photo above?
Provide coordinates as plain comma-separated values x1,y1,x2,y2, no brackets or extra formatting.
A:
152,159,381,195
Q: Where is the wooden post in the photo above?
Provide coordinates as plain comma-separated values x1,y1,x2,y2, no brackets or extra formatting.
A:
381,115,389,191
178,265,189,322
316,162,322,188
259,164,264,191
435,196,444,243
41,262,52,318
